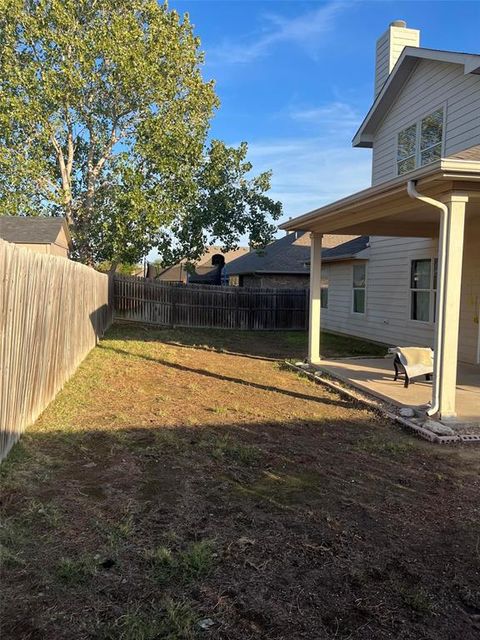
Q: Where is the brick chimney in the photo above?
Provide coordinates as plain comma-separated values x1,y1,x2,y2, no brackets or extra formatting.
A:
374,20,420,98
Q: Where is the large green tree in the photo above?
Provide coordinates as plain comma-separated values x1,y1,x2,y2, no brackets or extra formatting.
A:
0,0,281,268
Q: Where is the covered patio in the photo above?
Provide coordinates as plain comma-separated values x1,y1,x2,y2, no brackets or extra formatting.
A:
317,357,480,424
282,157,480,424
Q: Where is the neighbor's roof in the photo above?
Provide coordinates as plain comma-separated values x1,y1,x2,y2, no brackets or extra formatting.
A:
227,232,368,275
322,236,370,262
198,246,249,266
227,232,311,276
353,47,480,148
0,216,72,246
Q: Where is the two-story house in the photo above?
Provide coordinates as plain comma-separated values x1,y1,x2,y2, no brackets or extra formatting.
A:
282,21,480,421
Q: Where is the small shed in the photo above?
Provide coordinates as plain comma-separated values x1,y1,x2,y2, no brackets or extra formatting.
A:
0,217,72,258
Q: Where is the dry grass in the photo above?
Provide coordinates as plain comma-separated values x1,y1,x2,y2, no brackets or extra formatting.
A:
1,325,479,640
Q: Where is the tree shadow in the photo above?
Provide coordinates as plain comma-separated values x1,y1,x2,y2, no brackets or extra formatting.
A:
1,418,478,640
98,343,351,408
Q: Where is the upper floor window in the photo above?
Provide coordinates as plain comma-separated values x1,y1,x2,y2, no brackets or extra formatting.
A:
397,108,443,176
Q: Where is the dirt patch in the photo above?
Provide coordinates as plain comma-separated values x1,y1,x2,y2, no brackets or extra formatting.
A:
1,325,479,640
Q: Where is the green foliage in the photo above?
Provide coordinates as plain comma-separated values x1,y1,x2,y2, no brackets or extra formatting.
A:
0,2,281,268
145,540,216,585
158,140,282,265
0,0,217,264
105,599,197,640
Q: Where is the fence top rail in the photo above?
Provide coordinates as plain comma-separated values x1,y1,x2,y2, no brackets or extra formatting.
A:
114,273,308,295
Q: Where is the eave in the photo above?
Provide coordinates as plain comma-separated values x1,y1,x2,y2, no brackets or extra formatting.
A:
280,159,480,237
353,47,480,149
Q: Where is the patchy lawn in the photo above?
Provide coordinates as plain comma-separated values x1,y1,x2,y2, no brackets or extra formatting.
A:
1,325,479,640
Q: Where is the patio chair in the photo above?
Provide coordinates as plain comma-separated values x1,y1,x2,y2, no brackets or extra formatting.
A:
390,347,434,388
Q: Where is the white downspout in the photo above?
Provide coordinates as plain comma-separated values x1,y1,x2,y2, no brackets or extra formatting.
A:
407,180,448,417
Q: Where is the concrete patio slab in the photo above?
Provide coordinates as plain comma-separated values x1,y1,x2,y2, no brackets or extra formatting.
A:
316,357,480,424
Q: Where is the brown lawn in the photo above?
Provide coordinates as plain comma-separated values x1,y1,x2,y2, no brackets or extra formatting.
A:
0,324,479,640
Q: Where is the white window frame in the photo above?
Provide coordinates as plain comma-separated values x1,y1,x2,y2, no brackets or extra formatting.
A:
352,263,367,315
409,257,438,324
396,106,446,176
320,279,328,309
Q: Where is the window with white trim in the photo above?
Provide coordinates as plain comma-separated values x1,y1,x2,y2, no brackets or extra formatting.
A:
320,277,328,309
397,108,443,176
410,258,438,322
352,264,366,314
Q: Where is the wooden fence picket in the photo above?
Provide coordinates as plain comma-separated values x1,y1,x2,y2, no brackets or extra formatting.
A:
113,274,308,331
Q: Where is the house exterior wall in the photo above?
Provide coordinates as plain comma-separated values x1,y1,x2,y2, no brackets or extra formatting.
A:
374,24,420,98
459,213,480,364
371,59,480,185
15,242,68,257
240,274,310,289
321,215,480,365
14,229,70,258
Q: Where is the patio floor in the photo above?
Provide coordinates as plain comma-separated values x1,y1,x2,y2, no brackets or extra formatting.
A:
316,357,480,424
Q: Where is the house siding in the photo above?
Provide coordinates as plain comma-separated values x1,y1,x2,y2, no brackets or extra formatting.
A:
459,214,480,364
321,216,480,364
241,274,310,289
371,58,480,185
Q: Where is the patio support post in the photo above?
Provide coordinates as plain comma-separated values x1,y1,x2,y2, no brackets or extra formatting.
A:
437,193,468,420
309,232,323,364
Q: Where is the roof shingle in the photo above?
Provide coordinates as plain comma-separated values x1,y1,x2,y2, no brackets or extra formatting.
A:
0,217,70,245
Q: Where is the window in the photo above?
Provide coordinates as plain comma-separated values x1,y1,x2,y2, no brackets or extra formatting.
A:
321,278,328,309
352,264,366,314
397,108,443,175
410,258,438,322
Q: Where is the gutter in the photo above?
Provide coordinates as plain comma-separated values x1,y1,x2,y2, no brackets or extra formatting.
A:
407,180,448,417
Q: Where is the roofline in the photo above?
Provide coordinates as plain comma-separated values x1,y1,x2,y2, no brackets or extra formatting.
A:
229,270,310,276
280,158,480,231
353,47,480,148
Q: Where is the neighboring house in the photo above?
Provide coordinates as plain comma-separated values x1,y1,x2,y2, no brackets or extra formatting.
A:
227,232,360,288
0,216,72,258
149,246,249,284
282,20,480,420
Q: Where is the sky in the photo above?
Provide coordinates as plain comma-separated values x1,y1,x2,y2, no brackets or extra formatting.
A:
169,0,480,233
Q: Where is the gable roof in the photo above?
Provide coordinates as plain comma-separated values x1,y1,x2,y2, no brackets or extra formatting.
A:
0,216,72,246
227,232,369,276
353,47,480,148
227,231,311,276
322,235,370,262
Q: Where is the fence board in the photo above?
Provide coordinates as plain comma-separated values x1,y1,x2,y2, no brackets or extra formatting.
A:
0,239,112,461
114,274,308,330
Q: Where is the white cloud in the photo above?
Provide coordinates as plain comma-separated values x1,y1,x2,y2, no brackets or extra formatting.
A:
209,1,349,65
290,101,361,134
245,135,371,225
239,99,371,225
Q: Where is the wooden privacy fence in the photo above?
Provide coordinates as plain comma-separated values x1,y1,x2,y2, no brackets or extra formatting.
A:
0,239,112,461
114,274,308,330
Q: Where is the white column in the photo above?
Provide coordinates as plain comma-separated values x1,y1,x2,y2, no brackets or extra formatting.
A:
438,193,467,420
308,232,323,364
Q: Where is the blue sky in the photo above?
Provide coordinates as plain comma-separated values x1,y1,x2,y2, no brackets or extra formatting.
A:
170,0,480,232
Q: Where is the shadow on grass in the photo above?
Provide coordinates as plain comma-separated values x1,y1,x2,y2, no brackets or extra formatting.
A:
109,323,388,361
1,417,479,640
98,343,353,408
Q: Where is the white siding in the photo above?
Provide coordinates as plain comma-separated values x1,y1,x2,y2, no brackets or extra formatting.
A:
321,220,479,365
374,26,420,98
459,214,480,364
371,59,480,185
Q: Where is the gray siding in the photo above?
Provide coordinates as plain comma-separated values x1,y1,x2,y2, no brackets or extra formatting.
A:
372,59,480,185
321,216,480,364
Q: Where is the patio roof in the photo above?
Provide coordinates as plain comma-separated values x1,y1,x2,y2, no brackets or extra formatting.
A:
281,157,480,237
